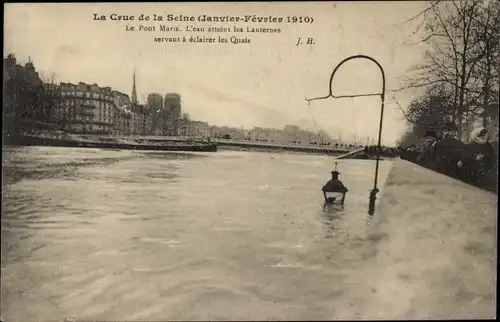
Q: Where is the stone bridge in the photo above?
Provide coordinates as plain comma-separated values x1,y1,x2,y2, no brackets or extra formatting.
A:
95,135,361,155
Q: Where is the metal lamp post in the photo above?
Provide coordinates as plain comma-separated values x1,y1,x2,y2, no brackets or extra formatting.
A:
306,55,386,215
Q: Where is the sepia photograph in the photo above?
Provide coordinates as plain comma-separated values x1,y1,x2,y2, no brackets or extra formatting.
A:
2,1,498,320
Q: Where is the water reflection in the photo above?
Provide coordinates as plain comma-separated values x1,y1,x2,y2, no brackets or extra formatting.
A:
1,147,393,321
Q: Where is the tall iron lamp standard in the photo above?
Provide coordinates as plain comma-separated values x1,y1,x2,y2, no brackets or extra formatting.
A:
306,55,386,215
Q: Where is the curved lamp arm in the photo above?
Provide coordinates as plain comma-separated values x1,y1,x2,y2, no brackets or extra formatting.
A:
307,55,386,102
306,54,386,215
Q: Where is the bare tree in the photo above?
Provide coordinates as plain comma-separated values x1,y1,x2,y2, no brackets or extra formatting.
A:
395,82,459,147
468,1,500,126
400,1,484,131
407,85,455,125
398,0,499,141
39,72,60,125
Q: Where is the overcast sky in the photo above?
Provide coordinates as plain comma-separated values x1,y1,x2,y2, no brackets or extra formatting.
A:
5,2,430,145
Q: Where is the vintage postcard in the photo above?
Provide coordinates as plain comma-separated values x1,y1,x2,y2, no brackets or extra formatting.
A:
2,1,498,321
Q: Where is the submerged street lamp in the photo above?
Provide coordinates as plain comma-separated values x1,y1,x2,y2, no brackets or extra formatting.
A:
306,55,386,215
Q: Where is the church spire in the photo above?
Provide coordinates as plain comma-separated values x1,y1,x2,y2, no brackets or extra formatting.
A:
131,67,138,104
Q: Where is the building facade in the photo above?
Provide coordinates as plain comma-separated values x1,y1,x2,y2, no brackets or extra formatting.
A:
5,56,191,138
117,110,132,135
112,90,132,135
44,82,118,134
147,93,163,135
43,82,136,135
130,103,152,136
181,120,210,137
164,93,181,136
3,54,48,135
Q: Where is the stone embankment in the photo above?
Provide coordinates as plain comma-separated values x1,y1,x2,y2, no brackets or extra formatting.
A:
335,158,497,320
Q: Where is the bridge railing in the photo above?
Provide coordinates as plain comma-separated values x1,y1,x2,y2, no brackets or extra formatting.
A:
211,138,356,151
87,134,360,152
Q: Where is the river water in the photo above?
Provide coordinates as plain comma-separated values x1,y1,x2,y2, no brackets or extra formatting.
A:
1,146,393,321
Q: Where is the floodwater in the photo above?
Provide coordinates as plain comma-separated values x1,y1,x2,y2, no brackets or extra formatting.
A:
1,146,393,321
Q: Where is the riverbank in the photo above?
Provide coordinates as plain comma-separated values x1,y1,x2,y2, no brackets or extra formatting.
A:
336,159,497,319
400,148,497,194
3,133,218,153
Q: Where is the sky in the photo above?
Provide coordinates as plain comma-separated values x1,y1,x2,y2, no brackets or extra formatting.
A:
4,2,430,145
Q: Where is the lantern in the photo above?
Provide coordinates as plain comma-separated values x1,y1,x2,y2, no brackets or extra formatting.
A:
322,163,348,207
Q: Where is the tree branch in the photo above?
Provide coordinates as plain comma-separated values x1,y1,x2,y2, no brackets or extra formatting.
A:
396,1,440,26
391,94,426,125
